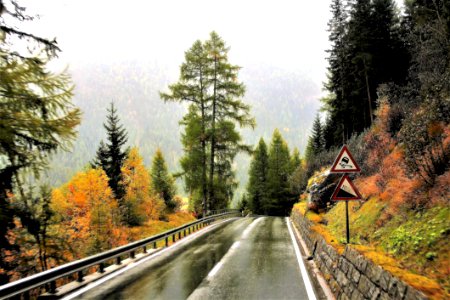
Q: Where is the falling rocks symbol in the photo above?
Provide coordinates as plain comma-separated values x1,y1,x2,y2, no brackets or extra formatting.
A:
331,175,362,201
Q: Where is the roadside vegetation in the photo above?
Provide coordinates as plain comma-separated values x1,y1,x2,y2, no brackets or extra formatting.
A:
288,1,449,299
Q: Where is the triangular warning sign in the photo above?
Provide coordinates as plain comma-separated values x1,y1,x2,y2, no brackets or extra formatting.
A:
331,175,362,201
330,145,361,173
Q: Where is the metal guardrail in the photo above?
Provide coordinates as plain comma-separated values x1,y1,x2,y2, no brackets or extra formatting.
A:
0,211,241,299
205,209,240,216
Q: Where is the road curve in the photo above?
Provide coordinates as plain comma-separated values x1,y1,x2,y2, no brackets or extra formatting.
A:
67,217,314,300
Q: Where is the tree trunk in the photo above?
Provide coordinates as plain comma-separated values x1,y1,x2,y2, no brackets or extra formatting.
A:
363,58,374,125
208,55,218,211
199,71,208,217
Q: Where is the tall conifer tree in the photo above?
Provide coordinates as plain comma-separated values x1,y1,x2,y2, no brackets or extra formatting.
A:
160,40,209,215
204,32,255,210
0,57,80,284
267,129,293,215
322,0,408,147
151,149,177,212
92,103,129,208
161,32,254,214
246,138,269,214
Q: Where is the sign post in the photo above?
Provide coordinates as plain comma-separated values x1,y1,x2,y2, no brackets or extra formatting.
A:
330,145,362,244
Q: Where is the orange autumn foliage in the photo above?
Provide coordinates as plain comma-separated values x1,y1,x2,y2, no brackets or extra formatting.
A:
356,174,381,198
121,147,165,226
364,100,396,174
52,169,121,258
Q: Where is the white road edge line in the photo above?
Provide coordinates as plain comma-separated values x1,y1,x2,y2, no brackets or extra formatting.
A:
286,217,317,300
62,217,238,300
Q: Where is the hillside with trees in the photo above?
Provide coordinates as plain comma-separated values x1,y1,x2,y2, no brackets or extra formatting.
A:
288,0,450,298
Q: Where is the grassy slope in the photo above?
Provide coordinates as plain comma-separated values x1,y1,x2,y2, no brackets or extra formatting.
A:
292,200,449,299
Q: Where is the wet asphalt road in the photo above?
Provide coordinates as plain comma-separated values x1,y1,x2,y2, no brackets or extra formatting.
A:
72,217,311,300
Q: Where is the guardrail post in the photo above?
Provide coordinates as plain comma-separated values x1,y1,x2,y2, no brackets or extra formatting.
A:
116,256,122,265
184,229,186,237
49,280,57,294
77,270,84,282
130,251,135,259
154,241,157,249
178,231,181,240
188,227,191,234
99,262,105,273
165,236,168,247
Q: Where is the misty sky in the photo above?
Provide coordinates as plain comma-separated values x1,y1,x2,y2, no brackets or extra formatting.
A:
22,0,334,85
19,0,403,95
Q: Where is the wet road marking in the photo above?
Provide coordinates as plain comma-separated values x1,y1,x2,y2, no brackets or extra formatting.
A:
286,217,317,300
206,240,242,279
207,261,223,278
206,218,264,281
242,217,264,238
231,241,240,249
62,218,239,300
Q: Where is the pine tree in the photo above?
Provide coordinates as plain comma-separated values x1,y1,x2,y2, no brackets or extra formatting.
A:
151,149,177,212
246,138,269,214
305,115,325,161
312,115,325,153
322,0,409,147
92,103,129,211
290,147,302,173
267,129,293,216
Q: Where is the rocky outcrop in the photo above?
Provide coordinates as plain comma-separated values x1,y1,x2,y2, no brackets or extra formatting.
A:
306,169,341,212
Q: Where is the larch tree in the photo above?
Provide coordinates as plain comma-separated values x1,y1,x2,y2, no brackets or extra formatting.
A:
51,169,119,257
161,32,254,215
1,0,80,282
160,40,209,215
0,54,80,284
204,32,255,210
121,147,164,225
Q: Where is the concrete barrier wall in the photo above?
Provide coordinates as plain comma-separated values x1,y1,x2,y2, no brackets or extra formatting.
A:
291,212,429,300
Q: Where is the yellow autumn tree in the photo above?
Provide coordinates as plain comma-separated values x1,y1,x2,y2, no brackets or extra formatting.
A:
121,147,165,226
51,169,119,257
